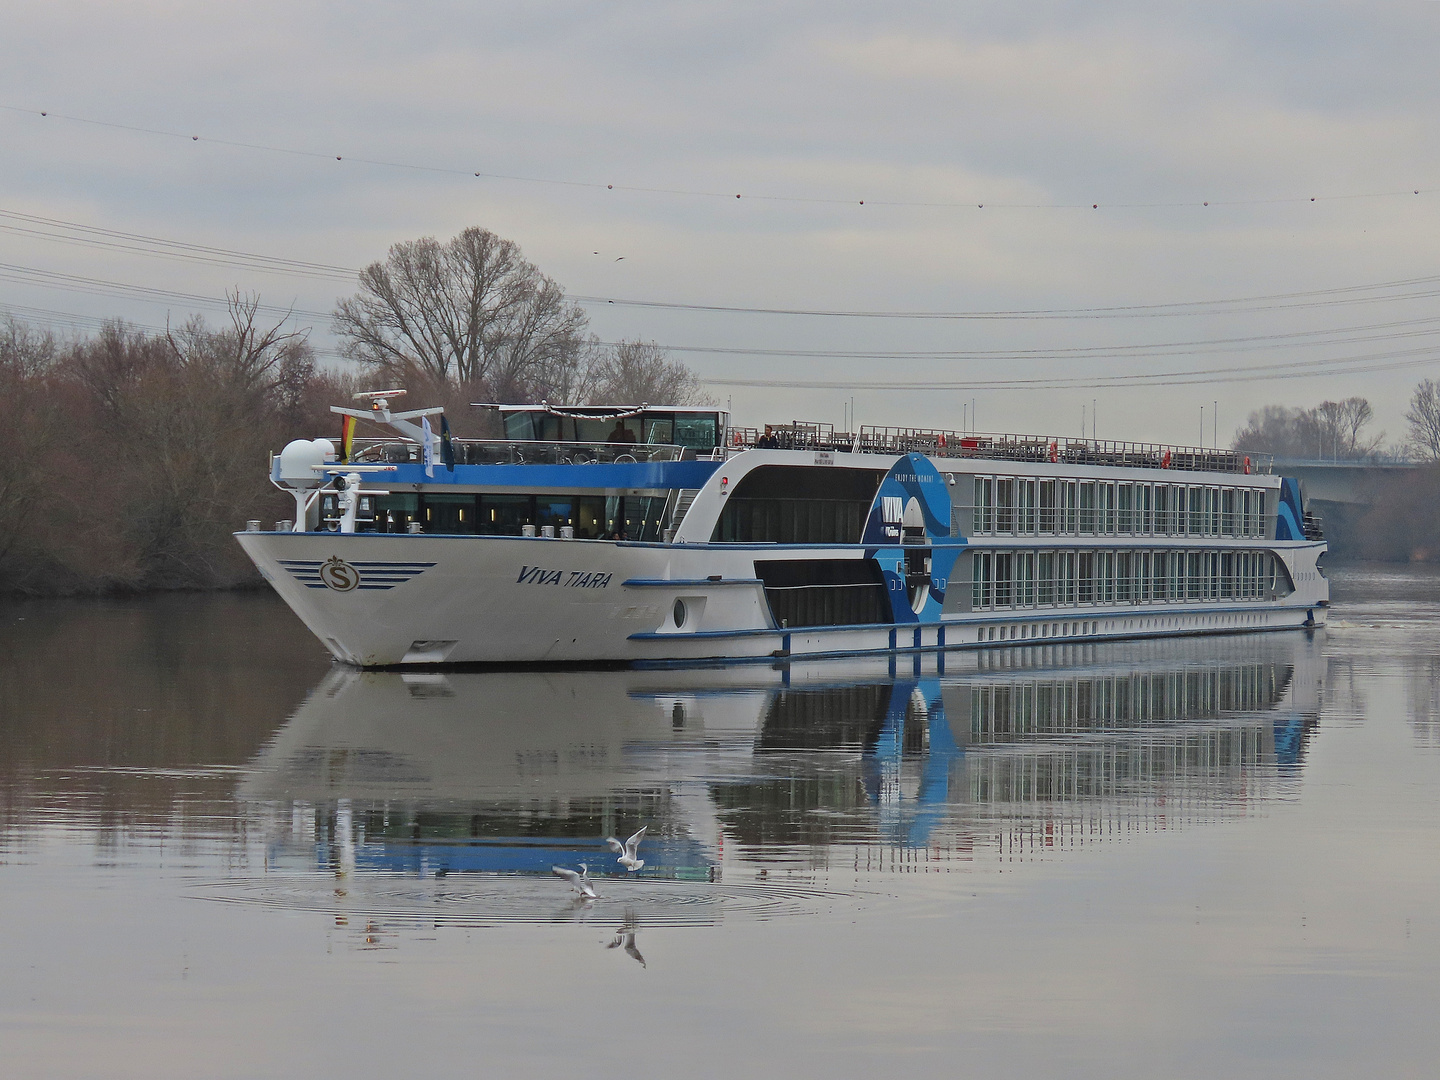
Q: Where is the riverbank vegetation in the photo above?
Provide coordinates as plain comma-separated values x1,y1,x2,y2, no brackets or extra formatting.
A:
0,227,712,595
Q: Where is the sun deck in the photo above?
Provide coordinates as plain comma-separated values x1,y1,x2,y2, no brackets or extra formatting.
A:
735,422,1272,475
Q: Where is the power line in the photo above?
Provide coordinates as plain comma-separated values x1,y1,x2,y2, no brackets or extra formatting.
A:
9,287,1437,392
0,209,354,277
0,262,329,322
700,344,1440,391
631,316,1440,362
571,277,1440,321
0,301,169,335
8,257,1440,379
4,101,1439,213
11,254,1440,365
0,209,355,283
9,204,1440,324
7,284,1436,389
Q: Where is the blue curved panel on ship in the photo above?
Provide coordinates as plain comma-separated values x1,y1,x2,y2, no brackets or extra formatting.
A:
1275,477,1305,540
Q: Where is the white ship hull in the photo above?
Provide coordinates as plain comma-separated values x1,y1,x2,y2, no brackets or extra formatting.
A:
236,530,1329,667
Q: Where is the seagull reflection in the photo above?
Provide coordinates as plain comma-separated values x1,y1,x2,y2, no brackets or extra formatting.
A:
607,911,645,968
551,895,598,923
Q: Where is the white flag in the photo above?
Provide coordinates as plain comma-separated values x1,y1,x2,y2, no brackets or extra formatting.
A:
421,415,437,477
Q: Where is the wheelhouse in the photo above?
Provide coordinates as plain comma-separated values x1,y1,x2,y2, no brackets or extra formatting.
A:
487,404,730,455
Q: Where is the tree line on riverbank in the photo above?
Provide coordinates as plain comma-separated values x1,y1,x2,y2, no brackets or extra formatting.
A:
1,300,334,594
0,227,713,595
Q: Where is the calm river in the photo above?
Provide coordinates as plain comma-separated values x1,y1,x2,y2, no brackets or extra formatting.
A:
3,566,1439,1078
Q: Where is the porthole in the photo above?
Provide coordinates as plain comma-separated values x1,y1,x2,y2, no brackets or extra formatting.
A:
673,598,687,628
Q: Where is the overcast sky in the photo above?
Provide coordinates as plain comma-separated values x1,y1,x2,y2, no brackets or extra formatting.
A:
5,2,1440,448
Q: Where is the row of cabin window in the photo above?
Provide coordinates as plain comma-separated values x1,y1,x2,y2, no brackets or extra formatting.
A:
322,492,672,541
969,549,1286,610
969,478,1269,538
967,664,1278,733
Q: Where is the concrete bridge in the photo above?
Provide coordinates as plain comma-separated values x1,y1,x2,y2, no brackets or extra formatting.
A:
1271,459,1419,506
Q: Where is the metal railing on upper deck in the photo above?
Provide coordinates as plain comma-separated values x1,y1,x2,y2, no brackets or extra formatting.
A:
347,438,686,467
734,422,1272,475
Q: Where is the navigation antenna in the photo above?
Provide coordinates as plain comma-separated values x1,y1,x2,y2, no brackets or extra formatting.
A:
332,389,444,441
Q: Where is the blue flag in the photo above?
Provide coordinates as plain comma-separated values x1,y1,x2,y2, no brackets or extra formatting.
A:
440,414,455,472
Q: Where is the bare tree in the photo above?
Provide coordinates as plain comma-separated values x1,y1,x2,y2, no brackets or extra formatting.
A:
167,292,314,410
1314,397,1383,458
586,340,715,406
333,226,587,397
484,273,587,401
1234,396,1382,459
0,316,57,378
1336,397,1379,455
0,318,63,572
1407,379,1440,461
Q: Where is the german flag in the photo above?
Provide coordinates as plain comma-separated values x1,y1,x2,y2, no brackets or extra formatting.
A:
339,414,356,463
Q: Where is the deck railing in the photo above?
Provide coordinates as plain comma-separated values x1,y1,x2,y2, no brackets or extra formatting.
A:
733,422,1272,475
346,438,685,467
341,429,1271,475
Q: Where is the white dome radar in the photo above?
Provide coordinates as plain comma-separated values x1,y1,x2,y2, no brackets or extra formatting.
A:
276,439,332,489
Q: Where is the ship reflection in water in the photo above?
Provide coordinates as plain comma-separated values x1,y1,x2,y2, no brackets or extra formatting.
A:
235,631,1321,925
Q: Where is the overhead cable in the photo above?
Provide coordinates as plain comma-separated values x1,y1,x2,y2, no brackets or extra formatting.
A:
3,102,1438,213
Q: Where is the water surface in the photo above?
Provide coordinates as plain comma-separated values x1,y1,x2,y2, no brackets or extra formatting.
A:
3,572,1439,1078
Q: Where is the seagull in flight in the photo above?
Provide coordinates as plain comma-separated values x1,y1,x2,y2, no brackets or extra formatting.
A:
606,826,648,871
552,864,598,899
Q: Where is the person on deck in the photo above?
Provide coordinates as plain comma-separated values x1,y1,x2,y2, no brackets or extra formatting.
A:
607,419,637,443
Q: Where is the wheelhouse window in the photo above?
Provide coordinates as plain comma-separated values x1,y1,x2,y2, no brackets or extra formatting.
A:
500,407,725,453
673,413,718,450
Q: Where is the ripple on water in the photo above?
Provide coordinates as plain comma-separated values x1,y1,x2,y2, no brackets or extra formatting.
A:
191,872,857,927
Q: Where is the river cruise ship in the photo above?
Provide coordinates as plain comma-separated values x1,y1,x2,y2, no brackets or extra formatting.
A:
236,395,1328,667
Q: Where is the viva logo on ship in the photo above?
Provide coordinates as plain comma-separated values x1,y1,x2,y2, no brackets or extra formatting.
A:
862,453,966,623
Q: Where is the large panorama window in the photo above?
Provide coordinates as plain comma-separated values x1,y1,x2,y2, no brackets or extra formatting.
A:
713,466,884,544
